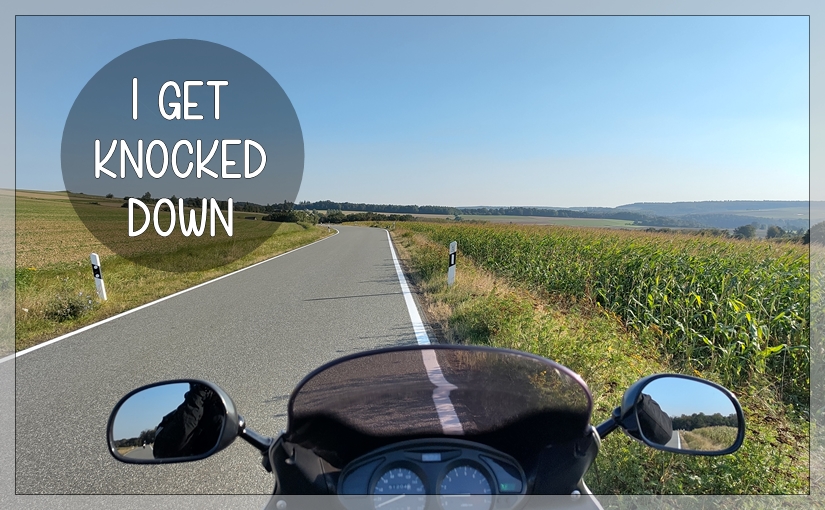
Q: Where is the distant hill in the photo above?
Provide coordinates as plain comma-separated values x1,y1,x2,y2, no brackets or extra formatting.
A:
616,200,808,216
616,201,810,230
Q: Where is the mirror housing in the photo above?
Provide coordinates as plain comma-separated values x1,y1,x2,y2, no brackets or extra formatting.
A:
107,379,240,464
617,374,745,455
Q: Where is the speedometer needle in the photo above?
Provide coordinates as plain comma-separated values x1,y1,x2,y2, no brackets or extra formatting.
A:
376,494,407,507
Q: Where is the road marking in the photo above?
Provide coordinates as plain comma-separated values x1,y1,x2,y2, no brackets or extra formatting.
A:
0,229,340,365
421,349,464,435
385,230,463,435
385,230,430,346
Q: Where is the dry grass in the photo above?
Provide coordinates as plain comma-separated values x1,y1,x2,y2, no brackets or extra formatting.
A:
16,193,283,269
679,426,738,451
387,224,810,494
116,446,137,456
15,191,333,349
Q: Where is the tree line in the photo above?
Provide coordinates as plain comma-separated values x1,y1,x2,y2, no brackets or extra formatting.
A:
292,201,704,227
113,428,156,448
671,412,738,431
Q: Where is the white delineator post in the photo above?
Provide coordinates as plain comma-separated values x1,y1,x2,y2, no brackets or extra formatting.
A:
90,253,107,301
447,241,457,286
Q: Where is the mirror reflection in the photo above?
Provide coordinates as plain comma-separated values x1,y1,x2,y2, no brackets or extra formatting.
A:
636,377,739,452
111,382,226,461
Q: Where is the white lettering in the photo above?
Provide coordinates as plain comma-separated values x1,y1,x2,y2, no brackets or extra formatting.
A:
206,80,228,119
210,198,233,237
159,81,181,120
172,140,194,178
120,140,143,178
94,140,264,180
128,198,151,237
153,198,176,237
132,78,138,120
222,139,241,178
197,140,219,178
178,198,207,236
95,140,117,178
183,80,204,120
146,140,168,178
244,139,266,178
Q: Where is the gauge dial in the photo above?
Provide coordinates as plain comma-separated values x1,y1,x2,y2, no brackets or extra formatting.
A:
372,467,426,510
439,465,493,510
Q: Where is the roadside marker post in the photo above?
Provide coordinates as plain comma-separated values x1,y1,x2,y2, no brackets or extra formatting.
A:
447,241,457,286
90,253,107,301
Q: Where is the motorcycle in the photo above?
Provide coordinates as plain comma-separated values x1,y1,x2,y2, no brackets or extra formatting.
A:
107,344,745,509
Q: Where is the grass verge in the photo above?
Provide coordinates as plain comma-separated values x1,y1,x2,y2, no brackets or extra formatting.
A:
16,222,333,350
389,227,808,495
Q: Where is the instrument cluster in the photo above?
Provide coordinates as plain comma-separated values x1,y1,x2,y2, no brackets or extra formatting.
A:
338,439,526,510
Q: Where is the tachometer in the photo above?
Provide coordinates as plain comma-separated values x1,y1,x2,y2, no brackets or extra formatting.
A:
439,465,493,510
372,467,426,510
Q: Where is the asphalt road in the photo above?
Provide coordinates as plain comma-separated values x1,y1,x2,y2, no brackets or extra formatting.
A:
124,446,154,460
665,430,682,449
7,225,423,495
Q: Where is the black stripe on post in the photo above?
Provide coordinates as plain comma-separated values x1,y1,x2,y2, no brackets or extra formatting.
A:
449,253,457,267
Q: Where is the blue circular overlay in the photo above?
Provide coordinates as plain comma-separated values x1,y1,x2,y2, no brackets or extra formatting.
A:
61,39,303,272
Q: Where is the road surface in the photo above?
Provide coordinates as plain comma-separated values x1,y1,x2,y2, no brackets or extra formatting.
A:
7,225,425,495
665,430,682,449
123,445,155,460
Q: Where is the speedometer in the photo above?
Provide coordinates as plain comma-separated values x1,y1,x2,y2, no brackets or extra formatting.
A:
372,467,426,510
439,465,493,510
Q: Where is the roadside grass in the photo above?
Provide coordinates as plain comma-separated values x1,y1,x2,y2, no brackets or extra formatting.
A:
0,189,13,357
680,426,738,451
389,227,808,495
16,192,276,271
16,192,333,350
116,446,137,456
396,221,809,416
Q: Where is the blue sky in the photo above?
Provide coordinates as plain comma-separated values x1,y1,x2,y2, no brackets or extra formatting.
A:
642,377,736,417
16,16,808,208
113,382,190,440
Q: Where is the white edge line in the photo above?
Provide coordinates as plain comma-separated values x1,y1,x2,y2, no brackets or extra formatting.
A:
0,228,340,365
385,229,463,435
385,229,430,346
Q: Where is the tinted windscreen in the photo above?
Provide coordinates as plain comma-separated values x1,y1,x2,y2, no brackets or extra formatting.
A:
286,346,592,465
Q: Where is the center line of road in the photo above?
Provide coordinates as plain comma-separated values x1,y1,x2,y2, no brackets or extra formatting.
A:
385,229,463,435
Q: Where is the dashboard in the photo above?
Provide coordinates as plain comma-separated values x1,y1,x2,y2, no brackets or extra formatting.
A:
337,438,527,510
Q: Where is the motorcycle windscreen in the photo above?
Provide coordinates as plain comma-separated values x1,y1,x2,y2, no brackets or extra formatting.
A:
286,345,592,466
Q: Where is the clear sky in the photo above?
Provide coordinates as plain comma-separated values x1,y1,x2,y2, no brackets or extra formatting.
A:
113,383,190,440
16,16,808,208
643,377,736,417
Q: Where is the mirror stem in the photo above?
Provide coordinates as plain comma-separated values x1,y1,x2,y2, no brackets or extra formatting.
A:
238,416,275,453
595,406,622,439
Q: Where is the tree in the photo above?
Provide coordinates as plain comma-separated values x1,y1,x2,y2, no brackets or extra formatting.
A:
766,225,785,239
733,224,756,239
105,193,114,199
811,221,825,245
141,192,152,201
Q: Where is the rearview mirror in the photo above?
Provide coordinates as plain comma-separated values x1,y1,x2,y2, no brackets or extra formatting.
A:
107,380,240,464
620,374,745,455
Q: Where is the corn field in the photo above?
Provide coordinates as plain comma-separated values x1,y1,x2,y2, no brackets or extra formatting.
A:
400,222,809,407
